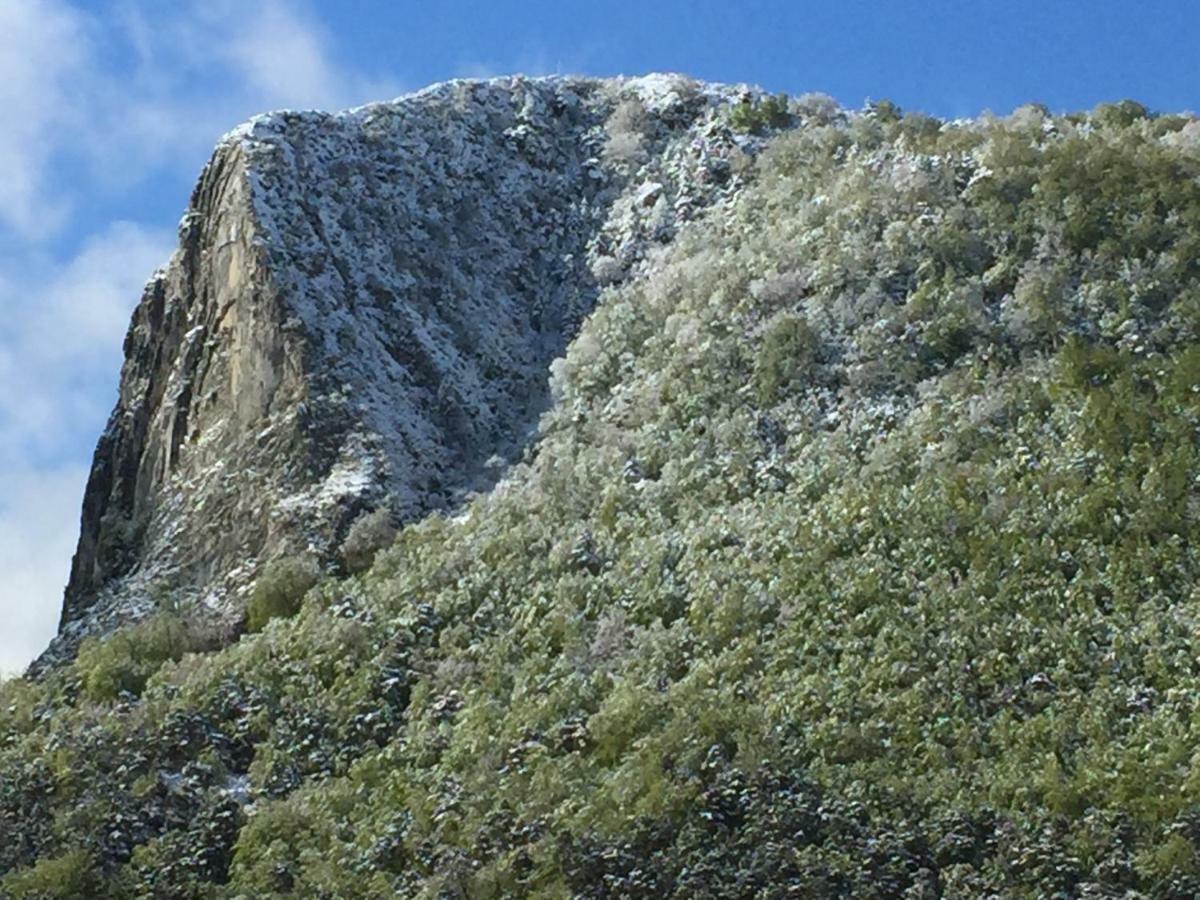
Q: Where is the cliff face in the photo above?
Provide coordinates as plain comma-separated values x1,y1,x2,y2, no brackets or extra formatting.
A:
43,74,768,668
62,142,291,628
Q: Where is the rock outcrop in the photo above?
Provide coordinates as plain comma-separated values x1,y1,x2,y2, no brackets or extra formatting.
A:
37,74,777,671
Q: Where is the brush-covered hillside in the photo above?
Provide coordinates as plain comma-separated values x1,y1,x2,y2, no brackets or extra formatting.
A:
5,91,1200,897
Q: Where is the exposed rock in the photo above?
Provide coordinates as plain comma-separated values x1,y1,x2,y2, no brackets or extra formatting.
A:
35,74,785,673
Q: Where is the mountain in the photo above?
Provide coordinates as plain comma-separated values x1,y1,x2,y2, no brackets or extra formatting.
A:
42,74,761,673
4,82,1200,896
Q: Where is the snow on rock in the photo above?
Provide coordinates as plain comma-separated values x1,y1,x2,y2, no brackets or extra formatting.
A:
34,74,790,673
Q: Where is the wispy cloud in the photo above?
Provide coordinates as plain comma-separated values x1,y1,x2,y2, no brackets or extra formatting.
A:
0,0,401,674
0,221,174,677
0,0,402,243
0,222,176,461
0,0,88,238
219,1,396,110
0,465,90,676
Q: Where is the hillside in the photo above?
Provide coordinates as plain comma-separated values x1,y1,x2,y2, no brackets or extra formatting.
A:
4,82,1200,897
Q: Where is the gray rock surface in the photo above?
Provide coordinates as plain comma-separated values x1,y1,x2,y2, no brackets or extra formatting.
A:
36,74,783,673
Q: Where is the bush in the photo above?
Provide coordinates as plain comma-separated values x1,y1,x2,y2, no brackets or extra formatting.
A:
791,91,841,124
1,848,98,898
603,98,650,165
1093,99,1151,129
0,676,40,740
75,615,194,703
341,508,398,574
868,97,903,123
752,314,819,404
245,557,319,632
730,92,791,134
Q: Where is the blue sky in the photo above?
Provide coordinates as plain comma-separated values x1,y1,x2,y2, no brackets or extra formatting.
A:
1,0,1197,674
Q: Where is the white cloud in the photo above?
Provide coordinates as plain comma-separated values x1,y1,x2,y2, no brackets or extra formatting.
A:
29,223,171,363
0,465,89,677
0,0,88,237
0,222,175,458
223,2,380,110
0,0,401,241
0,221,173,673
114,0,400,142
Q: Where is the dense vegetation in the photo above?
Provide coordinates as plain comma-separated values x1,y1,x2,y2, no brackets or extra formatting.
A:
4,97,1200,897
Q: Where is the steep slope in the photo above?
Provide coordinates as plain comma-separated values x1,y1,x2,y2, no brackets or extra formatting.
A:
47,74,768,671
6,95,1200,897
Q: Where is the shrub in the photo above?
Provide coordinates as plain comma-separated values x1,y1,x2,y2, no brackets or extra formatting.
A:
245,557,320,632
730,92,791,134
752,314,819,404
603,98,650,165
791,91,841,124
0,676,40,740
341,507,398,574
868,98,903,123
1,848,98,898
1093,99,1151,129
75,614,194,703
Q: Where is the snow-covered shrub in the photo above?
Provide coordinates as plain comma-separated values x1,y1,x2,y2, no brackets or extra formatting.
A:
791,91,842,125
603,98,650,165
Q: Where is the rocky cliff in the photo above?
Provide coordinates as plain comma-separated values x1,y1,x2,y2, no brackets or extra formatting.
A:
41,74,773,670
